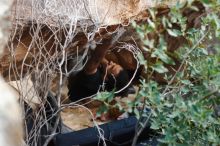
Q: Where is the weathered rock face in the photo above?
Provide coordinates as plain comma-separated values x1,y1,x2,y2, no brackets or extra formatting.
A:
0,25,139,81
0,0,23,146
0,0,204,101
0,0,12,54
13,0,186,26
0,1,204,84
0,78,23,146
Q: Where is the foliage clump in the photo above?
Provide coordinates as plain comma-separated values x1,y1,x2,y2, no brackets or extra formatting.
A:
131,0,220,145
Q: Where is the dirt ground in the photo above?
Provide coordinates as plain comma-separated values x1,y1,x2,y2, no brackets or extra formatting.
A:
61,89,138,131
61,107,100,131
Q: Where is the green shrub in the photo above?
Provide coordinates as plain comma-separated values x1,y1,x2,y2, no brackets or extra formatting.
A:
132,0,220,145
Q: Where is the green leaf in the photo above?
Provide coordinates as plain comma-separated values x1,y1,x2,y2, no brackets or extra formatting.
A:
152,61,168,73
167,29,182,37
148,8,156,20
150,120,160,130
181,80,192,85
96,105,108,117
143,39,154,49
95,91,114,102
134,108,140,119
147,18,156,30
152,49,175,65
137,52,147,66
